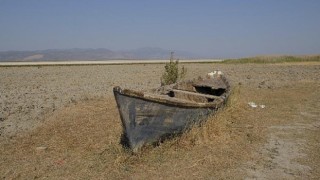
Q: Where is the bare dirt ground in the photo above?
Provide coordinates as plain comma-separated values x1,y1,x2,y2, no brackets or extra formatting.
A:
0,62,319,179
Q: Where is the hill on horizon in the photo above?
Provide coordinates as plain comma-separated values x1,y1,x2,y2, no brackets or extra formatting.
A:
0,48,200,62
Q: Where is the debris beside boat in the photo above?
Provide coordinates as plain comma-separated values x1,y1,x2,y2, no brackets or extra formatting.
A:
248,102,266,109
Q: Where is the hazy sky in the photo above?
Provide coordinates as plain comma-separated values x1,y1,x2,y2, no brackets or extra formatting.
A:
1,0,319,58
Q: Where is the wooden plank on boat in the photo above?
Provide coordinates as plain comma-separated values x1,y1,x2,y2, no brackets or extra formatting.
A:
171,89,224,100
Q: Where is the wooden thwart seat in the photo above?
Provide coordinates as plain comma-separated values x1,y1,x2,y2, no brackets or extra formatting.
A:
171,89,224,101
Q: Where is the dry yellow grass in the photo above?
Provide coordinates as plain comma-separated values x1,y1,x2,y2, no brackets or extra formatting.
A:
0,85,262,179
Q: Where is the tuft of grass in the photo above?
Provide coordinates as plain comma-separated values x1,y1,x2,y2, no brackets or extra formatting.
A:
161,52,187,85
223,55,320,64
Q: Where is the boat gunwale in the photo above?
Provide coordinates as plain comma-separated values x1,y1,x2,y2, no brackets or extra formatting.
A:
113,86,228,108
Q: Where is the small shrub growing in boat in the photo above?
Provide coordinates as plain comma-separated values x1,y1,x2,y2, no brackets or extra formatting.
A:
161,52,187,85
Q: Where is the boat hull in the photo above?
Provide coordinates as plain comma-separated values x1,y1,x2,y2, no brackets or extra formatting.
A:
114,89,215,152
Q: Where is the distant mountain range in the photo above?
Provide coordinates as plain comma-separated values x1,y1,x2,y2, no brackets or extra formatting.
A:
0,48,199,62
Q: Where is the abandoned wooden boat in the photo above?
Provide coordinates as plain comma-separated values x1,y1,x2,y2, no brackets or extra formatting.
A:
113,71,230,152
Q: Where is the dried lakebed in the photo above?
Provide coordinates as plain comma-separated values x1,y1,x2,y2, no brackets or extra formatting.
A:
0,62,319,179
